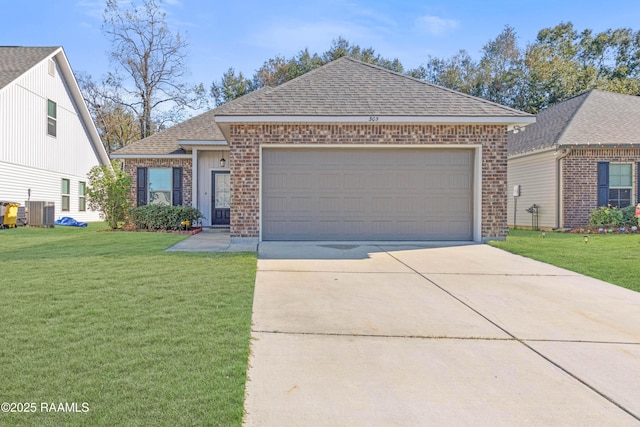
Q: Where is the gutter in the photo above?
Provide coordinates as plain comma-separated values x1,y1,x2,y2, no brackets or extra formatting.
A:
555,148,572,229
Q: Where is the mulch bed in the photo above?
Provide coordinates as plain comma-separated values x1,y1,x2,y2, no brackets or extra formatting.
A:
103,226,203,235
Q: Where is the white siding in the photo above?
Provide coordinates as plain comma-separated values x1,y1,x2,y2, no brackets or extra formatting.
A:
0,55,105,222
196,150,228,226
507,150,558,228
0,161,102,222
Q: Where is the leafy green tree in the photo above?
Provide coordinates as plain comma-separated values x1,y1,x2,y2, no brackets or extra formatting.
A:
322,37,404,73
413,22,640,113
87,161,132,229
477,26,526,109
410,50,481,96
214,37,404,105
254,55,295,88
211,68,255,107
524,23,640,112
523,22,587,112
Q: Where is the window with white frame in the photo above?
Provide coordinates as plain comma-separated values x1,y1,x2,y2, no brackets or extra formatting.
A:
62,178,70,211
79,181,86,212
608,164,633,208
47,100,57,137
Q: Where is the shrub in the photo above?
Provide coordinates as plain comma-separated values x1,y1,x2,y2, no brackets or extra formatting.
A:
620,205,637,226
87,160,132,229
129,205,204,231
588,205,623,228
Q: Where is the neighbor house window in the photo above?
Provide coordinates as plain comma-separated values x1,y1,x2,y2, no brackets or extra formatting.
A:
78,181,86,212
148,168,172,206
47,99,57,137
62,178,70,211
609,164,633,208
598,162,633,208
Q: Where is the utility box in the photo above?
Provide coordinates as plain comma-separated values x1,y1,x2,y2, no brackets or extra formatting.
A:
25,201,55,227
513,185,521,197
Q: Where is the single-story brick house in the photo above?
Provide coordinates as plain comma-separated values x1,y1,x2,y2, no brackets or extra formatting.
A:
507,89,640,229
112,57,534,243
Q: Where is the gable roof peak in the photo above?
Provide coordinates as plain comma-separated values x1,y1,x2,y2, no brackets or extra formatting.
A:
0,46,61,90
214,55,532,119
508,89,640,156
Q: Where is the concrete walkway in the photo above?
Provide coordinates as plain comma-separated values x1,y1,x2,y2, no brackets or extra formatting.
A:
164,228,257,252
244,243,640,426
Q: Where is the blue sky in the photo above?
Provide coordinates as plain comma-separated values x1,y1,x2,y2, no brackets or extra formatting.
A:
2,0,640,92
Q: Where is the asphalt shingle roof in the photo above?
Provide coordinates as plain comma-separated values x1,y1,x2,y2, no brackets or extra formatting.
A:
0,46,59,90
113,88,272,156
112,108,225,155
508,89,640,156
214,57,532,118
115,57,533,156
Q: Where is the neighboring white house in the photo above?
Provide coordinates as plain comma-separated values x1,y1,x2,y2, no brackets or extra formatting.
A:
0,46,109,222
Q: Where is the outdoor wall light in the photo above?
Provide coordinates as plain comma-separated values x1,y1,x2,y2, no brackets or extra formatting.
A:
584,235,589,243
220,157,226,167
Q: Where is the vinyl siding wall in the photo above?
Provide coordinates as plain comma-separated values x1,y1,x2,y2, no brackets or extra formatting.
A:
507,150,557,228
0,55,104,221
0,161,99,222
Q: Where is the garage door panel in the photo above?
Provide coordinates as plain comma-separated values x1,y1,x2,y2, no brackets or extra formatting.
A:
262,148,473,241
318,174,341,189
344,174,366,189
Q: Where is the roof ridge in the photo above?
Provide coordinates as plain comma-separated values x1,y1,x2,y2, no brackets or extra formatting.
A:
338,56,532,116
554,90,593,145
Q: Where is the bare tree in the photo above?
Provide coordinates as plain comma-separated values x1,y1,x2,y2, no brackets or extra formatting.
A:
77,71,140,154
102,0,196,138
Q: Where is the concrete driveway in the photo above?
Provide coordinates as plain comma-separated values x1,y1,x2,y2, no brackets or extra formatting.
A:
243,243,640,426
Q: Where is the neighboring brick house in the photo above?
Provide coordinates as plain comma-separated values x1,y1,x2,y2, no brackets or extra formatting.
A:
113,57,534,243
508,89,640,229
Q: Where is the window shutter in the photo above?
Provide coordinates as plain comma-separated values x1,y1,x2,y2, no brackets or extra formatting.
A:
597,162,609,206
136,167,147,206
172,167,183,206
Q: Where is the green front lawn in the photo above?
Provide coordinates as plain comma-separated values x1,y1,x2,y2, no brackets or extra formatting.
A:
0,224,256,426
490,229,640,292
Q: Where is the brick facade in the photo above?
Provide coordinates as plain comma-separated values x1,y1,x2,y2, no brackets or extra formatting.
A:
228,123,509,240
122,158,193,207
562,148,640,228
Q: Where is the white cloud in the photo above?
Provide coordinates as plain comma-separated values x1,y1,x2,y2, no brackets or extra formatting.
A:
414,15,459,36
76,0,104,20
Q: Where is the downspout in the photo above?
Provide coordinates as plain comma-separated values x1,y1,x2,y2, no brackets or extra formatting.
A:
555,148,571,230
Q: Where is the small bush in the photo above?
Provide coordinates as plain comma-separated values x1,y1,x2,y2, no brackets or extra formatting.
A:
129,205,204,231
620,205,637,226
589,205,623,228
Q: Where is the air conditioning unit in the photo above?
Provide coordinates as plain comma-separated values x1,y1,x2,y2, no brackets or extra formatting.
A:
25,201,55,227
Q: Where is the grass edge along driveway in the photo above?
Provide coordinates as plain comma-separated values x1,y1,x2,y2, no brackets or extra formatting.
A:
0,223,256,426
490,228,640,293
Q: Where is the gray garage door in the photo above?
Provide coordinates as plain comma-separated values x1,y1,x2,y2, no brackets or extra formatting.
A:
262,148,474,241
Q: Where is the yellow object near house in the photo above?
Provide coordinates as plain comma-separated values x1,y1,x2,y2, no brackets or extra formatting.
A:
3,203,19,228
